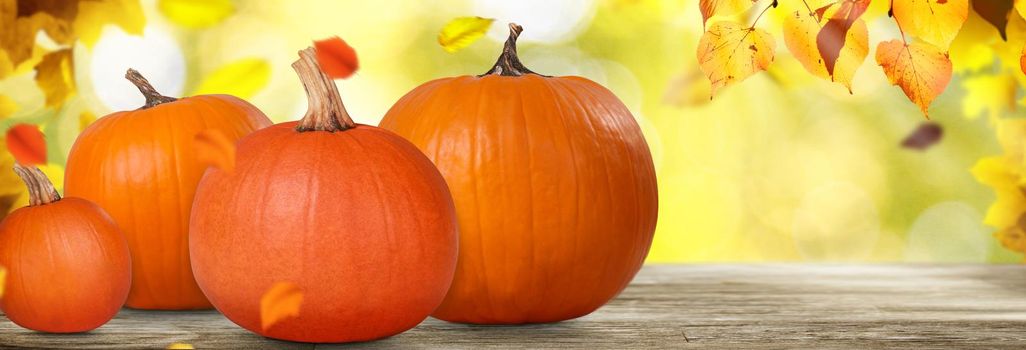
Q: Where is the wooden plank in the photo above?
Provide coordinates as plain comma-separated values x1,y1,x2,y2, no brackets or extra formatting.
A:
1,265,1025,349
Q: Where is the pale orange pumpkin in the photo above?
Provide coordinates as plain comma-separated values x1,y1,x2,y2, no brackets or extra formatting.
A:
64,70,272,310
379,24,659,324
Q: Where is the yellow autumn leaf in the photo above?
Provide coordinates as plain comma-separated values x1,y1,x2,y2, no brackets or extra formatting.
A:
158,0,235,29
699,0,757,26
191,58,270,98
34,49,76,108
782,10,868,92
0,95,17,118
962,73,1016,121
697,21,775,97
261,281,303,331
437,17,495,53
892,0,968,50
875,39,952,118
79,111,96,133
0,265,6,299
1017,0,1026,18
74,0,145,47
166,343,194,349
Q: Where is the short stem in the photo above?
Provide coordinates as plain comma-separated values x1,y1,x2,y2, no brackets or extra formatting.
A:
125,69,177,109
293,47,356,132
12,164,60,206
480,23,537,77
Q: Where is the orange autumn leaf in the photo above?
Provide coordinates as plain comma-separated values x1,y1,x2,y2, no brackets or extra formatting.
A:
697,21,775,97
260,281,303,331
5,124,46,165
194,129,236,173
700,0,758,26
815,0,870,76
876,39,952,117
166,343,194,349
892,0,968,50
313,37,358,79
783,9,868,92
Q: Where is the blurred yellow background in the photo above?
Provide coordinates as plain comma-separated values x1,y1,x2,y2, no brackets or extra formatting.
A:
1,0,1024,263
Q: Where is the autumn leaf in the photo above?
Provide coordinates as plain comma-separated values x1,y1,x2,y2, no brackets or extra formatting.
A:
697,21,775,97
79,111,96,133
73,0,145,47
313,37,358,79
875,39,952,117
783,9,868,92
437,16,495,53
166,343,194,350
34,49,75,108
815,0,870,75
261,282,303,331
972,0,1014,40
158,0,234,29
700,0,758,26
901,122,943,150
0,95,17,118
194,129,236,173
5,124,46,165
891,0,968,50
191,58,270,98
1017,0,1026,19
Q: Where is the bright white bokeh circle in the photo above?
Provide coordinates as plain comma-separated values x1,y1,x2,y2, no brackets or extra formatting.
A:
472,0,596,44
90,27,185,111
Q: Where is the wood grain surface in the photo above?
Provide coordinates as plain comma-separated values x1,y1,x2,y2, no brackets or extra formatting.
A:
2,264,1025,349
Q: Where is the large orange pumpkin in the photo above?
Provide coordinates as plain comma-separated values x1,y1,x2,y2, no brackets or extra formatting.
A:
0,164,131,332
189,48,458,343
379,24,659,324
64,70,272,310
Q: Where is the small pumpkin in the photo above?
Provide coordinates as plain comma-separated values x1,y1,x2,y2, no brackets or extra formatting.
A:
0,164,131,333
64,70,272,310
379,23,659,324
189,47,458,343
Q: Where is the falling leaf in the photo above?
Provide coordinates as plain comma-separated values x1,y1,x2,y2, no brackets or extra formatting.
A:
313,37,359,79
816,0,870,76
0,95,17,118
697,21,776,97
166,343,194,350
5,124,46,165
875,39,952,117
158,0,234,29
891,0,968,50
79,111,96,133
0,265,6,299
34,49,76,108
783,9,869,92
972,0,1014,40
437,16,495,53
261,282,303,331
191,58,270,98
962,73,1016,120
700,0,758,26
901,122,943,150
194,129,236,173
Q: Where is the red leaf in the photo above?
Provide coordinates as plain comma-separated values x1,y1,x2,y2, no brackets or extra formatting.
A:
816,0,870,76
5,124,46,165
313,37,359,79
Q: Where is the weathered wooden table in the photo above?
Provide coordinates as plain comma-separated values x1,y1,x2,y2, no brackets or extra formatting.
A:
2,264,1025,349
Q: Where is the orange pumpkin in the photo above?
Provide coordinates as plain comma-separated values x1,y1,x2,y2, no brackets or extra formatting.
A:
189,48,458,342
0,164,131,332
64,70,272,310
379,24,659,324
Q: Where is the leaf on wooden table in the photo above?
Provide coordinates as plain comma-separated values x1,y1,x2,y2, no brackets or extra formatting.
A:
34,49,76,108
972,0,1014,40
700,0,758,26
5,124,46,166
158,0,234,29
194,129,236,173
313,37,359,79
875,39,952,117
816,0,870,76
437,16,495,53
901,122,943,150
166,343,194,350
891,0,968,50
697,21,776,97
261,282,304,331
191,58,270,98
783,9,868,92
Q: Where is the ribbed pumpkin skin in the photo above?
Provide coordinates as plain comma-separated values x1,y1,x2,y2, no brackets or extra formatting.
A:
189,122,459,343
380,74,658,324
0,197,131,332
65,95,271,310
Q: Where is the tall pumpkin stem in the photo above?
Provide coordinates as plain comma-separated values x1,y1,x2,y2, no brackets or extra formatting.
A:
125,69,178,109
12,164,60,206
481,23,537,77
293,47,356,132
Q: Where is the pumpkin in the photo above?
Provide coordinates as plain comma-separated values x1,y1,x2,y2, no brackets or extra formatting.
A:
379,23,659,324
64,70,272,310
0,164,131,332
189,47,458,343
